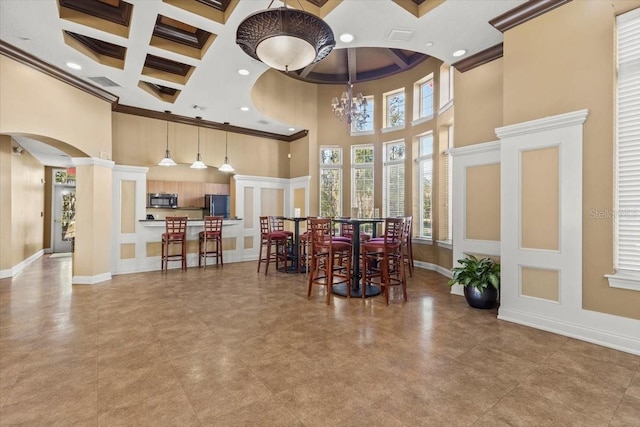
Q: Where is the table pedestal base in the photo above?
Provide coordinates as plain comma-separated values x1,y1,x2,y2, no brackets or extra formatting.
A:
332,283,381,298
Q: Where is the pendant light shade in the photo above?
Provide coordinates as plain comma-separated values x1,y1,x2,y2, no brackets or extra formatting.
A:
190,118,207,169
219,127,234,173
158,116,177,166
236,3,335,72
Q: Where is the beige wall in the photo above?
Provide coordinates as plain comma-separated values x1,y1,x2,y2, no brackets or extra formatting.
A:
0,136,13,271
0,136,45,270
502,0,640,320
112,112,290,178
73,163,112,277
466,164,501,242
454,58,503,147
0,56,112,158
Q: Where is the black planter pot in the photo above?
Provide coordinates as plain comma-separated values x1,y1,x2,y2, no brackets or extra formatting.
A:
463,286,498,309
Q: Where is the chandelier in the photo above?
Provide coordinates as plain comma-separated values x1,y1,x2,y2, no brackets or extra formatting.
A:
236,1,335,72
331,82,368,125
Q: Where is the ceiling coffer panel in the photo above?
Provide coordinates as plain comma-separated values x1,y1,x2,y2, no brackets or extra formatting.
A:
64,31,126,59
154,15,212,50
58,0,133,26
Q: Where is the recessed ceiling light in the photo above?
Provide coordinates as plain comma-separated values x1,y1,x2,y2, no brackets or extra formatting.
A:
238,69,250,76
288,127,295,132
340,33,354,43
453,49,467,57
425,41,433,47
240,107,249,112
66,62,82,70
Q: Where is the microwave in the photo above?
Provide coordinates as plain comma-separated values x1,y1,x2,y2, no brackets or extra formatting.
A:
148,193,178,208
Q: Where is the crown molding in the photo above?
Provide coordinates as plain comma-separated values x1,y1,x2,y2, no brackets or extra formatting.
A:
113,105,309,142
489,0,572,33
0,39,119,105
452,43,503,73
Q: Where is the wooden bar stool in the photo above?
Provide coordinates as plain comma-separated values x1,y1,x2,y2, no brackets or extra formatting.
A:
361,217,406,305
307,218,352,304
199,216,223,268
257,216,288,275
161,216,188,272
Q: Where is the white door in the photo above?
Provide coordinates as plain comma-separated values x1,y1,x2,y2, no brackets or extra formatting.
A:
53,185,76,253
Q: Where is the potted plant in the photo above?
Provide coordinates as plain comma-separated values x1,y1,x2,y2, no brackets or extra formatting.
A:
448,255,500,309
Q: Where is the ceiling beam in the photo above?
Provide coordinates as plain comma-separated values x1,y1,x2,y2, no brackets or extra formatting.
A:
297,61,318,79
347,48,357,82
385,48,410,69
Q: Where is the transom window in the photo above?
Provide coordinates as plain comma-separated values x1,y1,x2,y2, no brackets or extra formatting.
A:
351,95,374,134
383,89,405,129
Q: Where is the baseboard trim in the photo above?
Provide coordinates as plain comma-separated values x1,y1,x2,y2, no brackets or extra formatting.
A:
414,261,451,278
0,250,44,279
72,272,112,285
498,307,640,356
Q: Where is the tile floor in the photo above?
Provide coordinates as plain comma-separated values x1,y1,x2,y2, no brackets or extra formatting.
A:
0,256,639,426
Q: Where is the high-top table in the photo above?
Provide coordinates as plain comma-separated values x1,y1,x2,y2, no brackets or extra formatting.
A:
332,218,385,298
283,217,307,273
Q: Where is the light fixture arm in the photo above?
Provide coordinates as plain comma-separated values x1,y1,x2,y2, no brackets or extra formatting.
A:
331,80,368,127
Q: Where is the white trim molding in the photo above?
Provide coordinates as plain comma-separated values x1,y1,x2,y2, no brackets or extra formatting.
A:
72,272,112,285
451,140,501,296
606,271,640,291
498,109,640,356
71,157,115,168
414,260,452,279
0,250,44,279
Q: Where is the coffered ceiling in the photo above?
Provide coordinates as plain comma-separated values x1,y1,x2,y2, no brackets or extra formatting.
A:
0,0,528,139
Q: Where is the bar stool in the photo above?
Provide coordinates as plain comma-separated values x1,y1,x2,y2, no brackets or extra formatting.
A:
257,216,288,275
161,216,188,272
400,216,414,277
199,216,223,268
307,218,352,304
361,217,407,305
298,216,317,273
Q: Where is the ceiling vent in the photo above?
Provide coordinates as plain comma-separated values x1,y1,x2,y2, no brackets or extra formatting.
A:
257,119,271,125
87,76,120,87
387,28,415,42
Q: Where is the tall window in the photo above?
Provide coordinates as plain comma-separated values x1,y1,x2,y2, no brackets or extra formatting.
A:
417,133,433,238
610,8,640,288
419,78,434,119
439,64,454,110
383,140,405,217
319,147,342,217
384,89,405,128
351,96,374,134
439,125,454,243
351,145,374,218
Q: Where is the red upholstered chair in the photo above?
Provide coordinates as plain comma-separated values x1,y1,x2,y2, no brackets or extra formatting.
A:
161,216,188,272
257,216,288,275
361,217,407,305
307,218,352,304
199,216,223,268
298,216,317,273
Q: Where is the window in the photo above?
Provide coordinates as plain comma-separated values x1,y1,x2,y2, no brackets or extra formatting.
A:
351,145,374,218
383,89,405,129
439,125,454,244
420,79,434,118
439,64,454,110
417,133,433,238
319,147,342,217
383,140,405,217
351,96,374,134
608,8,640,290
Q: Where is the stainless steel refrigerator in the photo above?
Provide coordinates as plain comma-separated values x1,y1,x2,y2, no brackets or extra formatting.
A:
204,194,230,219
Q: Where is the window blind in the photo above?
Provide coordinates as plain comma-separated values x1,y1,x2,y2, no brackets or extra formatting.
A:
616,8,640,273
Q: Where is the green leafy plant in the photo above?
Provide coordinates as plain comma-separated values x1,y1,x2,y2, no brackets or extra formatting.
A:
448,255,500,291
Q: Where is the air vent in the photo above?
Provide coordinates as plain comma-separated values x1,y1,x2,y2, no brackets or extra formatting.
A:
387,28,415,42
257,120,271,125
87,76,120,87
